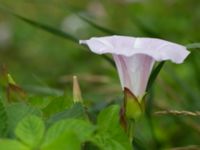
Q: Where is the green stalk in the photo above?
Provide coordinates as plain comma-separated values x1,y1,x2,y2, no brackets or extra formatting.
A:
127,119,135,143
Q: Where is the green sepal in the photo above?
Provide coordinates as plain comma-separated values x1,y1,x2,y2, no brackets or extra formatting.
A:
124,88,143,121
138,93,147,112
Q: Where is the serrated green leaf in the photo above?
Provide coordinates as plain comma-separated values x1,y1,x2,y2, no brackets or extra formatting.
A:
93,133,130,150
6,103,42,136
146,61,165,92
43,119,95,147
0,140,30,150
15,115,45,149
42,96,73,117
41,131,81,150
47,103,87,126
0,99,7,137
95,105,132,150
97,105,120,132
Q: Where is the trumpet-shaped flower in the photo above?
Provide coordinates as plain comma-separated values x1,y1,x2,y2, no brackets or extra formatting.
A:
80,35,190,98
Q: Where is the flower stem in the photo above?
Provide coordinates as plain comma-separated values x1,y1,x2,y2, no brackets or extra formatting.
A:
127,119,135,143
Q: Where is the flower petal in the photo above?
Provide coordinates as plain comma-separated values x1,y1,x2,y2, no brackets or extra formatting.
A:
80,35,190,97
113,54,154,97
80,35,190,64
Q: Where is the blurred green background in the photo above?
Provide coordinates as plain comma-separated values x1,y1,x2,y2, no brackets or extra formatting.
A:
0,0,200,149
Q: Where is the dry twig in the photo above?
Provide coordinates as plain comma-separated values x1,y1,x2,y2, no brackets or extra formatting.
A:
154,110,200,117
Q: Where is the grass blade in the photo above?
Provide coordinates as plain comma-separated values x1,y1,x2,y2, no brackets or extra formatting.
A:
132,17,162,38
0,5,77,42
15,15,78,42
76,14,118,35
186,43,200,49
0,5,116,68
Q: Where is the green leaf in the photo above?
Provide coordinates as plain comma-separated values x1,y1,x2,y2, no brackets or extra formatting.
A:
132,137,147,150
41,131,81,150
95,105,132,150
28,96,52,109
97,105,120,132
42,96,73,117
15,115,45,149
146,61,165,92
47,103,87,126
6,103,42,137
0,99,7,137
43,119,95,146
93,133,131,150
0,140,30,150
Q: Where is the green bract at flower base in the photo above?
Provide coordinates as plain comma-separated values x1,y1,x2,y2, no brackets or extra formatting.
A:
124,87,143,121
120,87,144,142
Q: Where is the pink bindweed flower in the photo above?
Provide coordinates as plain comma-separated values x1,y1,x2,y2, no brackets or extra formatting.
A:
79,35,190,99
